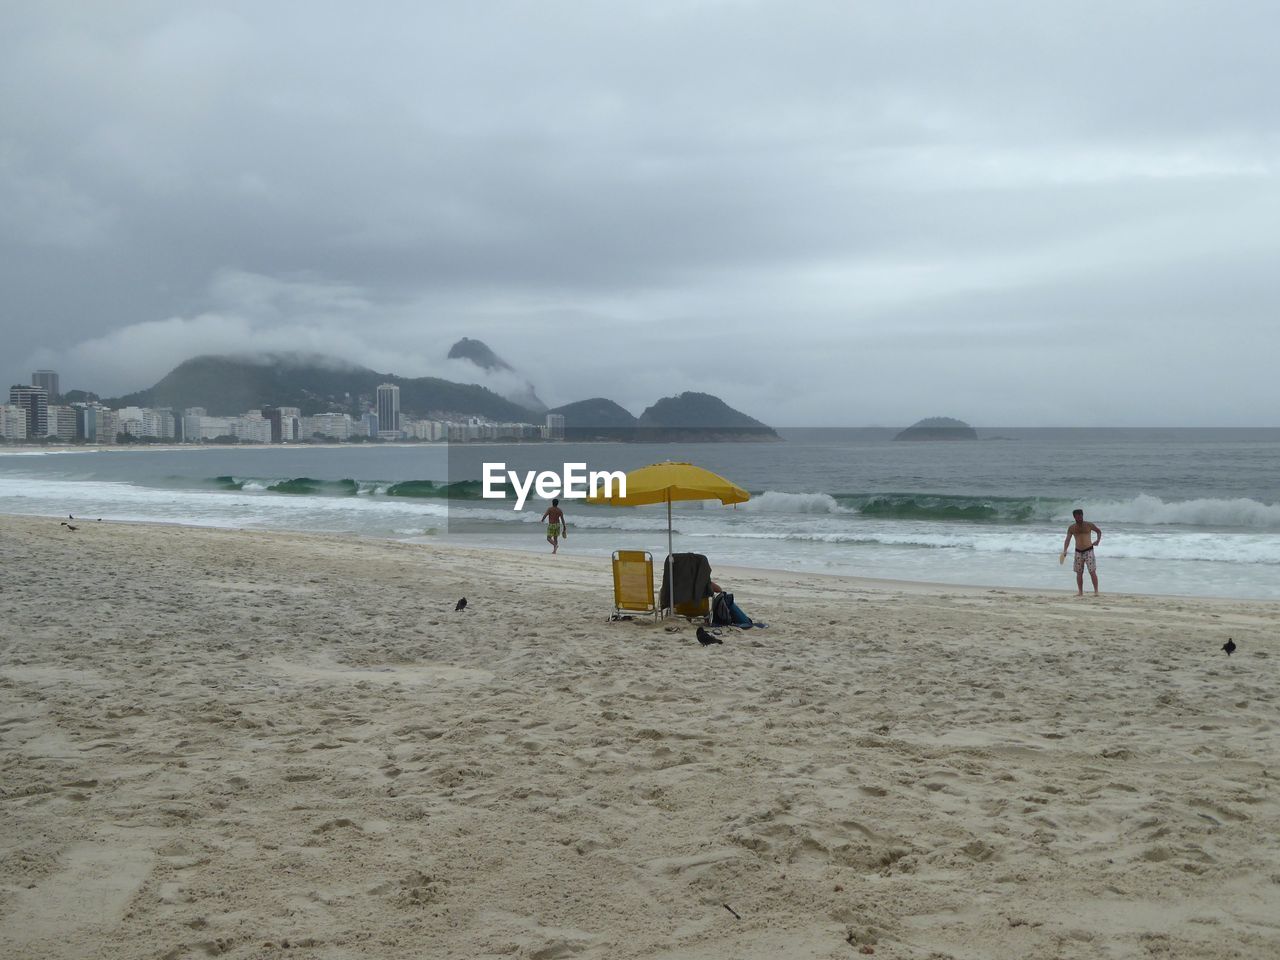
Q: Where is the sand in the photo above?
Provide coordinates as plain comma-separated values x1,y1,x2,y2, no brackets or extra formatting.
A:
1,514,1278,959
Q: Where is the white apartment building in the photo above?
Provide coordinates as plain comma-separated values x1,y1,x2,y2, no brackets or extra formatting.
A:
94,408,119,444
299,413,354,440
277,407,301,442
193,417,234,440
403,417,448,441
46,405,77,440
181,412,269,443
0,404,27,440
114,406,175,440
233,414,272,443
443,419,540,441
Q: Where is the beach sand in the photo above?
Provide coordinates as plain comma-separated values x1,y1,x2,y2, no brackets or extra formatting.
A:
1,514,1278,959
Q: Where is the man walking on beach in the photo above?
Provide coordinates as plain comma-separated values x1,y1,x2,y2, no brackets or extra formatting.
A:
1062,508,1102,595
541,498,566,554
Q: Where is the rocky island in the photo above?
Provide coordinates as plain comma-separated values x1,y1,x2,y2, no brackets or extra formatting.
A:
894,417,978,441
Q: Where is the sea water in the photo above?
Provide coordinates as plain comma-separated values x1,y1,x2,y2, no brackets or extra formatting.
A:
2,428,1278,599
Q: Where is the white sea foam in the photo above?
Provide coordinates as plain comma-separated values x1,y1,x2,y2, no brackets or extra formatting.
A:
7,472,1280,594
1079,493,1280,529
738,491,850,514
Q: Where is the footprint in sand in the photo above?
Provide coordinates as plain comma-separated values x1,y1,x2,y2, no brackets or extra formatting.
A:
312,818,362,834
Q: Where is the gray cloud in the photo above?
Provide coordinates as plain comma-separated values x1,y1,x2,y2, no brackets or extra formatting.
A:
3,1,1278,424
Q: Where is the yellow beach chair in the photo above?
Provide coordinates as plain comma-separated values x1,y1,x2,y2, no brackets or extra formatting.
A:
670,594,711,623
611,550,659,621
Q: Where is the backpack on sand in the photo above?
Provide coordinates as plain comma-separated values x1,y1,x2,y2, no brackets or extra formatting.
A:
711,592,735,627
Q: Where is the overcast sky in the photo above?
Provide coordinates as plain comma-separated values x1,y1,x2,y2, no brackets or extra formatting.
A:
2,2,1278,425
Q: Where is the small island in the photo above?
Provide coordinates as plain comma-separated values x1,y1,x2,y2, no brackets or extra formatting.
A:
894,417,978,441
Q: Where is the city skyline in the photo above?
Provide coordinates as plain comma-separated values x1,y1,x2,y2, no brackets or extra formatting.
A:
3,368,558,444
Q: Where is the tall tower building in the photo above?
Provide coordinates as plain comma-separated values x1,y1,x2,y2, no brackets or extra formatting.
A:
9,385,49,438
73,404,98,441
31,370,59,399
376,383,401,434
261,407,284,443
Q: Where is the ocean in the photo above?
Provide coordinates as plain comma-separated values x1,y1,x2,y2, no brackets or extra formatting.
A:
3,428,1279,599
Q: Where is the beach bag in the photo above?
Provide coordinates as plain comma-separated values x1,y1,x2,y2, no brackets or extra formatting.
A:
711,592,735,627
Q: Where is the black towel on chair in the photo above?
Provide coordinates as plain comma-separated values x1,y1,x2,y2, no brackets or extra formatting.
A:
659,553,711,609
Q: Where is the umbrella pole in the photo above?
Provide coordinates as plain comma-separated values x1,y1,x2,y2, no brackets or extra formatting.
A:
667,493,674,616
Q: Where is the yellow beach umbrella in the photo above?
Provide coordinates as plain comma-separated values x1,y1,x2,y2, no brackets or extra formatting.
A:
588,461,750,609
589,460,750,508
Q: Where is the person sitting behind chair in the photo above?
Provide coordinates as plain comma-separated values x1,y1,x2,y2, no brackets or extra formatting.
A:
708,576,757,628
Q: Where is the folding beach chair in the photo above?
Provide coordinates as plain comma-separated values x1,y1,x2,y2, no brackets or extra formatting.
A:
659,552,713,624
611,550,659,621
671,594,711,623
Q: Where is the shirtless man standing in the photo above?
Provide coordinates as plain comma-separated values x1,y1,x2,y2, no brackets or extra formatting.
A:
540,498,566,554
1062,508,1102,595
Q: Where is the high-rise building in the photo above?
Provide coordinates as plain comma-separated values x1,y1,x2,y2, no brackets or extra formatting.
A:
94,407,119,444
276,407,301,442
545,413,565,440
0,404,28,440
376,383,400,435
47,405,76,441
31,370,59,399
73,404,99,441
9,385,49,438
261,407,284,443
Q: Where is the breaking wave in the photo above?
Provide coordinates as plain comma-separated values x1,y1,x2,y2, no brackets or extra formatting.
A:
131,477,1280,532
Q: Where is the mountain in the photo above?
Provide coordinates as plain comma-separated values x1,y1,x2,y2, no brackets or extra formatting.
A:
639,392,774,430
547,398,638,428
447,337,511,371
636,391,779,441
447,337,546,412
107,354,537,422
546,393,777,442
545,397,639,441
894,416,978,441
100,355,780,441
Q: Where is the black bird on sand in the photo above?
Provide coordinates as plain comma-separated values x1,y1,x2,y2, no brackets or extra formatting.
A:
455,598,467,612
61,522,78,531
696,627,722,646
1222,637,1236,656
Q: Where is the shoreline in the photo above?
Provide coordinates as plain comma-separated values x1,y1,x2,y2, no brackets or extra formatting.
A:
3,508,1257,605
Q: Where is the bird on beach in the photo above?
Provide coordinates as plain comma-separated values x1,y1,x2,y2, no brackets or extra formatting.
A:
1222,638,1236,656
696,626,722,646
61,522,78,531
454,597,467,612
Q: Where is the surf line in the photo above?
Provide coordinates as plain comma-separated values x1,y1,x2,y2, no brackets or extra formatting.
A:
482,462,626,511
